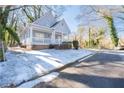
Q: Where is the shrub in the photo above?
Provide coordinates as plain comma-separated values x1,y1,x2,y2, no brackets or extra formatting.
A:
62,41,72,49
55,42,72,49
73,40,79,50
49,44,55,49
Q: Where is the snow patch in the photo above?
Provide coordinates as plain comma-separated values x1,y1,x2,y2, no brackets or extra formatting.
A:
18,72,59,88
0,49,93,87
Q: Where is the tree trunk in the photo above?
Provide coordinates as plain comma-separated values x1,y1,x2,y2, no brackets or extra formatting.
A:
88,28,91,48
104,16,119,47
0,40,4,62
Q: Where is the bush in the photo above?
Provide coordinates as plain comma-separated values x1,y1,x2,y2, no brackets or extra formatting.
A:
55,42,72,49
49,44,55,49
62,41,72,49
73,40,79,50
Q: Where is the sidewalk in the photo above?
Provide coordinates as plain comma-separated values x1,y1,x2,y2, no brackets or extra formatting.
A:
85,48,124,54
0,49,94,87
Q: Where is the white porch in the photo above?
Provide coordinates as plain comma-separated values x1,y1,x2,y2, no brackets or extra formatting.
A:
32,37,62,45
21,24,67,46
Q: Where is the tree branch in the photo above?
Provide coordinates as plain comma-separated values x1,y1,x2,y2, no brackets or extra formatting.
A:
8,6,26,12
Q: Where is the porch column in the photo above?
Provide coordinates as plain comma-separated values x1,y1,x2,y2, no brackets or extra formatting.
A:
67,32,69,41
51,30,55,44
27,26,33,50
29,26,33,45
62,31,64,42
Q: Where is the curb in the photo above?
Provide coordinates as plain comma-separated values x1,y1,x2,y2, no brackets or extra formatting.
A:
17,72,59,88
17,52,96,88
84,48,124,54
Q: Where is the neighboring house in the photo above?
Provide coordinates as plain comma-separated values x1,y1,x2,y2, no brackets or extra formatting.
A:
20,12,71,50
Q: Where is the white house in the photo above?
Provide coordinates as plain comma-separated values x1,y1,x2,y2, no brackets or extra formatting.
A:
20,12,71,50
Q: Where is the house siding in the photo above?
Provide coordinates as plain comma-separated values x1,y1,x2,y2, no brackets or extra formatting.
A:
21,12,71,50
52,19,71,35
33,30,52,38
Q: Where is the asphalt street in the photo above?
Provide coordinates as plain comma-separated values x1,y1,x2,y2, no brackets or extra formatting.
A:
34,52,124,88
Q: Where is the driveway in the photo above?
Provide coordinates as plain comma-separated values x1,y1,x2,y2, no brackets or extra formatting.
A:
34,52,124,88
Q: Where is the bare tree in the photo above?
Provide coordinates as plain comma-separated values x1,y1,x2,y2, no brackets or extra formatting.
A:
76,5,122,47
22,5,66,23
0,6,23,61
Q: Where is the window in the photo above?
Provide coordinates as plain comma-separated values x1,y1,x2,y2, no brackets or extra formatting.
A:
61,23,64,26
34,31,44,38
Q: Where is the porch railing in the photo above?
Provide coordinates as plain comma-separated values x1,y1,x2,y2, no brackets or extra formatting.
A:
32,37,62,45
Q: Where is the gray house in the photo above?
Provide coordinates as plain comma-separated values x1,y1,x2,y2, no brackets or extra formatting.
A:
20,12,71,50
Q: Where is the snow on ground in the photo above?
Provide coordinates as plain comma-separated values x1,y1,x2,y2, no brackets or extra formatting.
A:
0,49,93,87
18,72,59,88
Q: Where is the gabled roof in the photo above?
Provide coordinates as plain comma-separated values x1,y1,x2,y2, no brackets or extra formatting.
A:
51,19,71,34
32,12,56,28
50,21,60,28
31,12,71,34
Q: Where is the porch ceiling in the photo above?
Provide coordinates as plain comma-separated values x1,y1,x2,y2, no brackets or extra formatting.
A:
31,24,52,33
31,23,67,35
